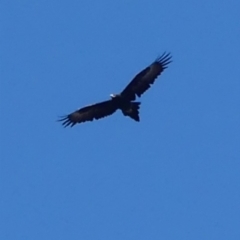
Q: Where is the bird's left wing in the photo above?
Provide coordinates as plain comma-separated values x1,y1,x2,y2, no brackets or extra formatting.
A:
121,52,172,101
58,100,118,127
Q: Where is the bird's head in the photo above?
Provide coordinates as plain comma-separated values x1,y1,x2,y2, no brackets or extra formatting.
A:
110,93,117,99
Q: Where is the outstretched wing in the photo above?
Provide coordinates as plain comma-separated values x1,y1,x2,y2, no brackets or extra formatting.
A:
121,52,172,101
58,100,118,127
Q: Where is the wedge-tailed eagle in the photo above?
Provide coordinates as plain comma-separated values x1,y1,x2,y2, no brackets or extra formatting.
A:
58,52,172,127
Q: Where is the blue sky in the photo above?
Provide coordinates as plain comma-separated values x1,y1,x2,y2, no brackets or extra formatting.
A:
1,0,240,239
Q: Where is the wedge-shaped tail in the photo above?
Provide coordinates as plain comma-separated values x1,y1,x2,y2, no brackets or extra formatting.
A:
121,102,141,122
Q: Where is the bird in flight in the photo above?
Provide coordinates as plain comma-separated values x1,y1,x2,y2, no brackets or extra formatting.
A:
58,52,172,127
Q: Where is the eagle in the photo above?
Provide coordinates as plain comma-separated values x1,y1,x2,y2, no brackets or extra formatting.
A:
58,52,172,127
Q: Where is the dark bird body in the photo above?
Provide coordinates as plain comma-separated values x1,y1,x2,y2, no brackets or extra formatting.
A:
59,52,172,127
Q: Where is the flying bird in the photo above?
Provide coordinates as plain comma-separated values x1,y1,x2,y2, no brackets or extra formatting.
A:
58,52,172,127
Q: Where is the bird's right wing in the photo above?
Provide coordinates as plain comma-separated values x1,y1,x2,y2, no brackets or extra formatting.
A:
121,52,172,101
58,100,118,127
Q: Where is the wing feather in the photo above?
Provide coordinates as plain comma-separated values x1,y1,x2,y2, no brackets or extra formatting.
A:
121,52,172,100
58,100,117,127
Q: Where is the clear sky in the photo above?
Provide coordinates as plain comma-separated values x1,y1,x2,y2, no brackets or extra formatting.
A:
1,0,240,239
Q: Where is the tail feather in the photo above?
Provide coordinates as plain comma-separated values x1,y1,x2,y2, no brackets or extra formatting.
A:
122,102,141,122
